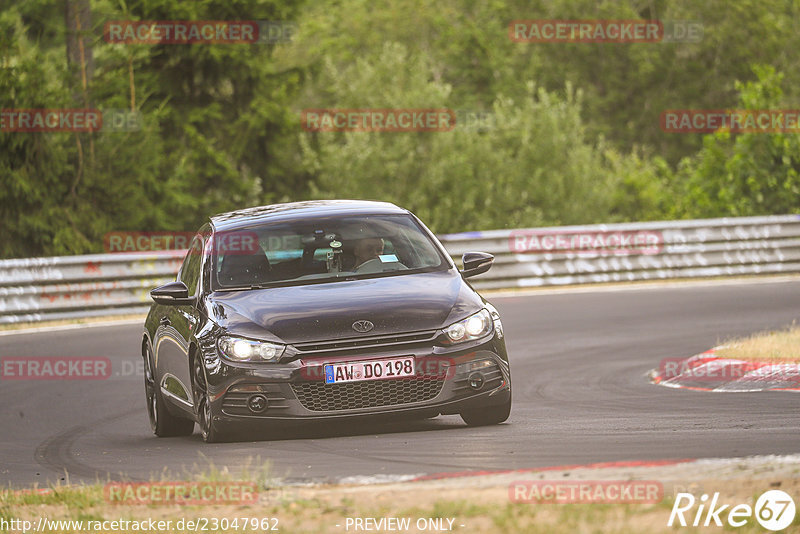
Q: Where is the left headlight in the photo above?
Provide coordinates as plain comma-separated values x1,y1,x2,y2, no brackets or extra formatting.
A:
443,308,493,344
217,336,285,362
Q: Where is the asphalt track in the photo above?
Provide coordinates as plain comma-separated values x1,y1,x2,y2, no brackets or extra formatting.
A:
1,279,799,488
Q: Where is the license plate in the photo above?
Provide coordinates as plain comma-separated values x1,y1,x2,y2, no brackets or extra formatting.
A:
324,356,415,384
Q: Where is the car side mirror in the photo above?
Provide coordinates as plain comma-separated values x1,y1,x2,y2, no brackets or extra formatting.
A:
461,252,494,278
150,281,195,306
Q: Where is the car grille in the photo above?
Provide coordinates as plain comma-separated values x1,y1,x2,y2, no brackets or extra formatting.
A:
292,330,439,354
291,377,444,412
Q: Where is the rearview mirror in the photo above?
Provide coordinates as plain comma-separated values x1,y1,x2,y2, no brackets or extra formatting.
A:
150,281,195,306
461,252,494,278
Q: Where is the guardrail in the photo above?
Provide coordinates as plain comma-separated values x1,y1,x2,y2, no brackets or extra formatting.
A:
0,252,184,324
1,215,798,324
441,214,800,290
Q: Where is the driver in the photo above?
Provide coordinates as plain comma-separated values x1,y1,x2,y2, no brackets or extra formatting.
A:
352,237,384,269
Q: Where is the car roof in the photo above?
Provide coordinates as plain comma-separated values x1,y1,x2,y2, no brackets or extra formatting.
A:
209,200,409,231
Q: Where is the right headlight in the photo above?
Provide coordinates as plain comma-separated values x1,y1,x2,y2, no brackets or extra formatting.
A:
443,308,493,344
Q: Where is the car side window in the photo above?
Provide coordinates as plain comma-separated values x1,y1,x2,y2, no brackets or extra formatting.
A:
179,235,203,297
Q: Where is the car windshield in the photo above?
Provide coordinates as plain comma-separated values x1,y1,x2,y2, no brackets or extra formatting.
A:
211,214,448,289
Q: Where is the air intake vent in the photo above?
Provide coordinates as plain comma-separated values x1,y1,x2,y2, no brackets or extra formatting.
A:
291,378,444,412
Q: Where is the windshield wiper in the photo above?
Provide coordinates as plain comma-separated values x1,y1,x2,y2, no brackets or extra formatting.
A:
216,284,272,292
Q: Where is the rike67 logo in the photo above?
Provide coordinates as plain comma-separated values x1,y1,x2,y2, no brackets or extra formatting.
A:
668,490,795,531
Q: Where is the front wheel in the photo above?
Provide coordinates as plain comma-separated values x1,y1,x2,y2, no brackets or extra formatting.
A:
144,347,194,437
193,357,226,443
460,396,511,426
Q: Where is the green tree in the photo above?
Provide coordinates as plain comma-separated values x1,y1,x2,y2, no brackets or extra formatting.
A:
672,65,800,218
300,43,667,233
0,0,304,258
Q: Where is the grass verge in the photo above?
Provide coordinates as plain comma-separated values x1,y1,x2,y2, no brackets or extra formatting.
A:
3,475,800,533
715,324,800,362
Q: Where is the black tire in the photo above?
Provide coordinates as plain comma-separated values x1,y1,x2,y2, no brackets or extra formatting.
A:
460,396,511,427
144,346,194,437
193,357,226,443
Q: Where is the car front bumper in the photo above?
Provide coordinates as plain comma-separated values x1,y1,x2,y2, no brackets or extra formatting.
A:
202,333,511,427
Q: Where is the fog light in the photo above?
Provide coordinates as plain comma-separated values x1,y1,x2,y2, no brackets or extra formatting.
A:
468,372,485,390
247,394,268,413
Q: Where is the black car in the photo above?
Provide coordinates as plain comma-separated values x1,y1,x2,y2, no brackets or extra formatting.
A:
142,200,511,442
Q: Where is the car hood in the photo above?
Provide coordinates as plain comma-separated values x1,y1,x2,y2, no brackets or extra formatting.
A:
207,270,482,344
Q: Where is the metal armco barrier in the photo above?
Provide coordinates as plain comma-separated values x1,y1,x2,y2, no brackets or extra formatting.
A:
0,252,184,324
1,215,798,324
442,214,800,290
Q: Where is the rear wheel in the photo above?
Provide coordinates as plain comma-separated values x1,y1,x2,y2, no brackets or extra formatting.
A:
193,357,226,443
144,346,194,437
460,396,511,426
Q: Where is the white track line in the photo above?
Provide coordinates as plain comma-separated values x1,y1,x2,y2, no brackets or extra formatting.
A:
486,274,800,298
0,318,145,337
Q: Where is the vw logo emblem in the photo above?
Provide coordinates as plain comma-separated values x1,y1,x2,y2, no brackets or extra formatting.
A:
352,320,374,333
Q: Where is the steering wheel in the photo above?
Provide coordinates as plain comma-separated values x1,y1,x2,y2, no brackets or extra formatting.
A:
354,258,384,274
354,258,408,274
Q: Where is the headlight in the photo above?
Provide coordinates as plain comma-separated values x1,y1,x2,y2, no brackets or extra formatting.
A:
443,309,493,344
484,302,504,339
217,336,285,362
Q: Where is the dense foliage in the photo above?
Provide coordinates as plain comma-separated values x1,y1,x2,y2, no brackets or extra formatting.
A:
1,0,799,257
